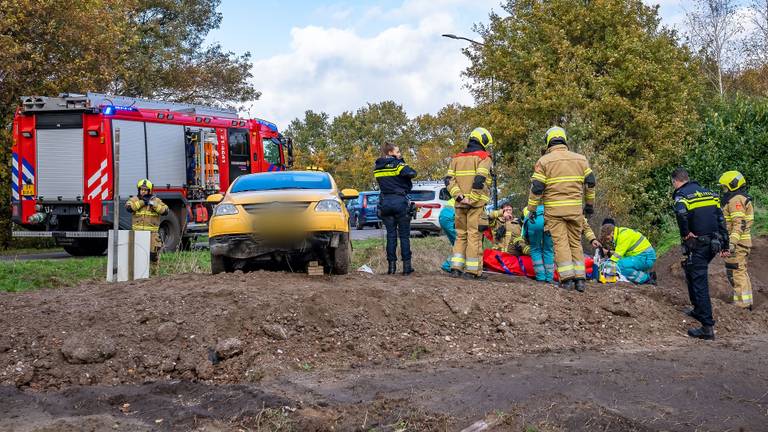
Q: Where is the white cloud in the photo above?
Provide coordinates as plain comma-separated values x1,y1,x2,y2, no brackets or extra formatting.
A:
246,1,493,127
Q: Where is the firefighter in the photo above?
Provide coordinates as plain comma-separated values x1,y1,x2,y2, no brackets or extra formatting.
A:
672,167,730,340
445,127,494,279
374,142,418,275
125,179,169,264
527,126,596,292
489,203,528,255
598,219,657,284
523,205,554,282
718,171,754,310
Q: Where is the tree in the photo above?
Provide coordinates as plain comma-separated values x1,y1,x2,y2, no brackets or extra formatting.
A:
686,0,743,97
0,0,258,247
465,0,704,234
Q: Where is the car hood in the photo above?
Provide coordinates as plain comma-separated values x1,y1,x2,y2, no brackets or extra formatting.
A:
224,189,337,205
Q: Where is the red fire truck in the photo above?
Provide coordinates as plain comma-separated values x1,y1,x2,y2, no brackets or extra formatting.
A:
10,93,293,256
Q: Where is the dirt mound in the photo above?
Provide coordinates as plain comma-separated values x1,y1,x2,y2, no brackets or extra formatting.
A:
656,236,768,308
2,248,768,392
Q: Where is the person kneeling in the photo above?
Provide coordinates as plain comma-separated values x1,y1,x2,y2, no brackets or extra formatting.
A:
599,218,656,285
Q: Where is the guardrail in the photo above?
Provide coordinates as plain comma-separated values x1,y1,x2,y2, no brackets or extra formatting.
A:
12,231,109,238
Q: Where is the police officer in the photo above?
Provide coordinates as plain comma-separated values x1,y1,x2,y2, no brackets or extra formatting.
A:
126,179,169,264
374,142,417,275
671,168,730,340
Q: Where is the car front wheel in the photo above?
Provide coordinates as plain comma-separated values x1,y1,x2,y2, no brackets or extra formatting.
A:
331,232,352,275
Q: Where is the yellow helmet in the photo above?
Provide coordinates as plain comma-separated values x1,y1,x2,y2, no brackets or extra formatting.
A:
718,171,746,192
544,126,568,147
469,127,493,148
137,178,153,192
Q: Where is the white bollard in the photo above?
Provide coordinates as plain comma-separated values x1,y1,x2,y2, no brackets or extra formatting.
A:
107,230,151,282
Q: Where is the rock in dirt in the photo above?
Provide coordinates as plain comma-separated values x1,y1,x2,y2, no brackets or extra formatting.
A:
60,332,116,364
155,322,179,343
215,338,243,359
442,293,479,316
262,324,289,340
602,304,633,317
12,362,34,387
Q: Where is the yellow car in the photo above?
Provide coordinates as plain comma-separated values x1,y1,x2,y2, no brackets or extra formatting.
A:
207,171,359,274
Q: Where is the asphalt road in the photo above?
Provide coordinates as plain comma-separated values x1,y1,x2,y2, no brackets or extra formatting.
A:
0,251,72,262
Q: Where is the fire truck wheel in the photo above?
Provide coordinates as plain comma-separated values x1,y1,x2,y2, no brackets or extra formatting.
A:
331,232,352,275
159,211,182,252
211,253,233,274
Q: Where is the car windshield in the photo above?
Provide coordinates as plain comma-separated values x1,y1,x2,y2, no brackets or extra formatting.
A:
408,190,436,201
231,172,332,193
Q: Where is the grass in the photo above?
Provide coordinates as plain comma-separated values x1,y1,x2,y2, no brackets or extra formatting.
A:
0,250,210,293
0,256,106,292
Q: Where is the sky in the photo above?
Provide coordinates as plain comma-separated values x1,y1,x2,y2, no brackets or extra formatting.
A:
203,0,697,128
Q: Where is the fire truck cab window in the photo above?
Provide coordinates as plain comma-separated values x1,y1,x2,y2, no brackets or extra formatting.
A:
228,128,250,156
263,137,282,166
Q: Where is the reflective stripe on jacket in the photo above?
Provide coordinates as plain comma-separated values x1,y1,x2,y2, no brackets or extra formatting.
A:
723,192,753,248
126,196,169,232
527,144,595,217
610,226,652,262
445,142,493,208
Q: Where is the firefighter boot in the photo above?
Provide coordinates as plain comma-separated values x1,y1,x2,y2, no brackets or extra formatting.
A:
463,272,488,281
450,269,463,278
574,278,586,293
687,325,715,341
388,261,397,275
402,260,414,276
560,280,575,291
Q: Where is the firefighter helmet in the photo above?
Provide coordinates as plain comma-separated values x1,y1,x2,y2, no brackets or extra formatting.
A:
469,127,493,148
544,126,568,147
137,178,153,193
718,171,746,192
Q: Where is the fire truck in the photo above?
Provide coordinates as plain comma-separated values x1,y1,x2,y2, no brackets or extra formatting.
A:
10,93,293,256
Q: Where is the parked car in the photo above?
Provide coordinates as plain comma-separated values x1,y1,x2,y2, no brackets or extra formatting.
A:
409,181,449,235
207,171,358,275
346,191,382,230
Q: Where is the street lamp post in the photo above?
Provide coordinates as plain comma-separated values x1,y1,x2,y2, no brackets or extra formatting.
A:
442,33,499,209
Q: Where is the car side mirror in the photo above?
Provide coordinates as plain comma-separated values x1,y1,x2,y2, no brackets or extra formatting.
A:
286,137,294,168
340,188,359,200
206,193,224,203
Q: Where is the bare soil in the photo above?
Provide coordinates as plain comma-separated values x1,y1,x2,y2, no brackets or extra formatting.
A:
2,239,768,431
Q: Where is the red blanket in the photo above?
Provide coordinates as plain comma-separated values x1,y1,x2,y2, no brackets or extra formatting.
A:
483,249,594,280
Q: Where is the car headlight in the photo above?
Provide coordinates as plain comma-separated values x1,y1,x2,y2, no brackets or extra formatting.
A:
214,203,239,216
315,199,342,212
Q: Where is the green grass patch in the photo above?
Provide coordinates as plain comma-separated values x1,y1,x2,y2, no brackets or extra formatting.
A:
0,256,105,292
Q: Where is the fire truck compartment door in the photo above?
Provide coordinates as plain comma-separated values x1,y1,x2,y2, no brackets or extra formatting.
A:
112,120,147,197
146,123,185,188
36,129,84,199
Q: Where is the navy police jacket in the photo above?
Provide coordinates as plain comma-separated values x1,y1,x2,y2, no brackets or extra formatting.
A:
373,156,417,196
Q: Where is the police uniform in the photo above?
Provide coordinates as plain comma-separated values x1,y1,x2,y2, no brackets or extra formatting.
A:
673,180,729,335
374,155,417,274
527,127,595,291
445,128,494,278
